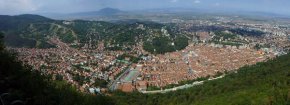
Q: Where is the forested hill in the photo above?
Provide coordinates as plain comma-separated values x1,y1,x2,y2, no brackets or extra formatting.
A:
0,14,188,53
0,32,289,105
0,14,53,31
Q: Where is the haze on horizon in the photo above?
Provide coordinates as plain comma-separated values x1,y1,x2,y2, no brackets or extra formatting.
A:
0,0,290,16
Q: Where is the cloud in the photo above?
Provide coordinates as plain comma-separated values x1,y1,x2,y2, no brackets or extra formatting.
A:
194,0,201,4
214,2,220,6
0,0,38,14
171,0,178,3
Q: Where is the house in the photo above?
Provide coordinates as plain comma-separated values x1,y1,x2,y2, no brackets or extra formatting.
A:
136,81,147,91
89,87,101,94
119,83,134,92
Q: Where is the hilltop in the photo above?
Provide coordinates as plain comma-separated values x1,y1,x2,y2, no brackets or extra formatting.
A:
0,14,188,53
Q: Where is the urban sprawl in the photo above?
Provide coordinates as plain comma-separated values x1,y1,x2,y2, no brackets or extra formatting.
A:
10,16,290,94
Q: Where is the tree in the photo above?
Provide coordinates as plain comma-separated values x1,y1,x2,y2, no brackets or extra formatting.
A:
0,32,4,50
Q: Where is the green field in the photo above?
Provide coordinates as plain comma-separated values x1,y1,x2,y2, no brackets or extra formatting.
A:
123,70,140,82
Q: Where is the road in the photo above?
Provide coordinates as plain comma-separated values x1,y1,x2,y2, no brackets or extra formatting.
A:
140,75,224,94
108,63,132,91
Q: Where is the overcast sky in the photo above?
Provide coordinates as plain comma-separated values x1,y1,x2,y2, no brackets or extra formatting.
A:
0,0,289,15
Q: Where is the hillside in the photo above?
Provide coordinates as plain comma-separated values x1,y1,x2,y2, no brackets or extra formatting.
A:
0,14,56,48
0,14,188,53
0,32,289,105
0,14,52,31
0,32,113,105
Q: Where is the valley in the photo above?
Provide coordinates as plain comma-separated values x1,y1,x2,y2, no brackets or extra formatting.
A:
1,14,289,94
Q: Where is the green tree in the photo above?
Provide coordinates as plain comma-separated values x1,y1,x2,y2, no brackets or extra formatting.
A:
0,32,4,50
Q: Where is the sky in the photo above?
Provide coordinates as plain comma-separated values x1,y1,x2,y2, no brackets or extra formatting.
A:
0,0,289,15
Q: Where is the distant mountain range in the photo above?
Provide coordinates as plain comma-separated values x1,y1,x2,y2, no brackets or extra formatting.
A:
41,7,290,20
42,8,125,19
68,8,124,17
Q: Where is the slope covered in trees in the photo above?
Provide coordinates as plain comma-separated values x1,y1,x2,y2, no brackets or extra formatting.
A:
0,14,188,53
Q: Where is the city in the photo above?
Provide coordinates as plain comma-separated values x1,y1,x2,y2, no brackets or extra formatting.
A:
8,15,289,93
0,0,290,105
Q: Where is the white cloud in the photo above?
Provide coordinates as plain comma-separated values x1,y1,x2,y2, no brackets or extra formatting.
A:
0,0,38,14
214,3,220,6
171,0,178,3
194,0,201,4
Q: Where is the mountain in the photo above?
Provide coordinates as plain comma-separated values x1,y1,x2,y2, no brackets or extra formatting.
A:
0,14,56,48
0,14,52,31
97,8,123,15
16,14,53,22
42,7,290,21
74,7,123,16
40,8,125,20
0,14,188,53
0,14,67,48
